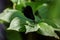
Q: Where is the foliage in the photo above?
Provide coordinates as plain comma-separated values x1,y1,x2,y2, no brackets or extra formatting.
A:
0,0,60,40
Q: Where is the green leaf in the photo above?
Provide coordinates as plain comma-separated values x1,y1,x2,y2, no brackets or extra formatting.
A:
25,25,39,33
54,19,60,28
43,19,60,32
0,8,33,32
7,17,26,32
6,30,23,40
0,9,27,23
37,4,48,19
25,21,39,33
35,16,41,23
37,22,59,39
0,9,16,22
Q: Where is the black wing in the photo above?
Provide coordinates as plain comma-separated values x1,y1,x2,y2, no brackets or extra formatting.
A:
23,6,35,20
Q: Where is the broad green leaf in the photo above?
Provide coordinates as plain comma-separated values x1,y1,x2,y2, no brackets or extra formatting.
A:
44,19,58,28
36,0,60,31
25,21,39,33
35,16,41,23
54,19,60,28
37,4,48,19
37,22,59,39
43,19,60,32
25,25,39,33
6,30,23,40
7,17,26,32
0,8,33,32
0,9,27,23
0,9,16,22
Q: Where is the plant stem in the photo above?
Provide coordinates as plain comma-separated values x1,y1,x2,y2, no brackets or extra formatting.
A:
13,3,16,9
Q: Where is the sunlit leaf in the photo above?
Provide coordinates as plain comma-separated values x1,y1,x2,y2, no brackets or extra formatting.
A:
0,9,16,22
37,22,59,39
25,21,39,33
0,9,27,23
7,17,26,32
25,25,39,33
